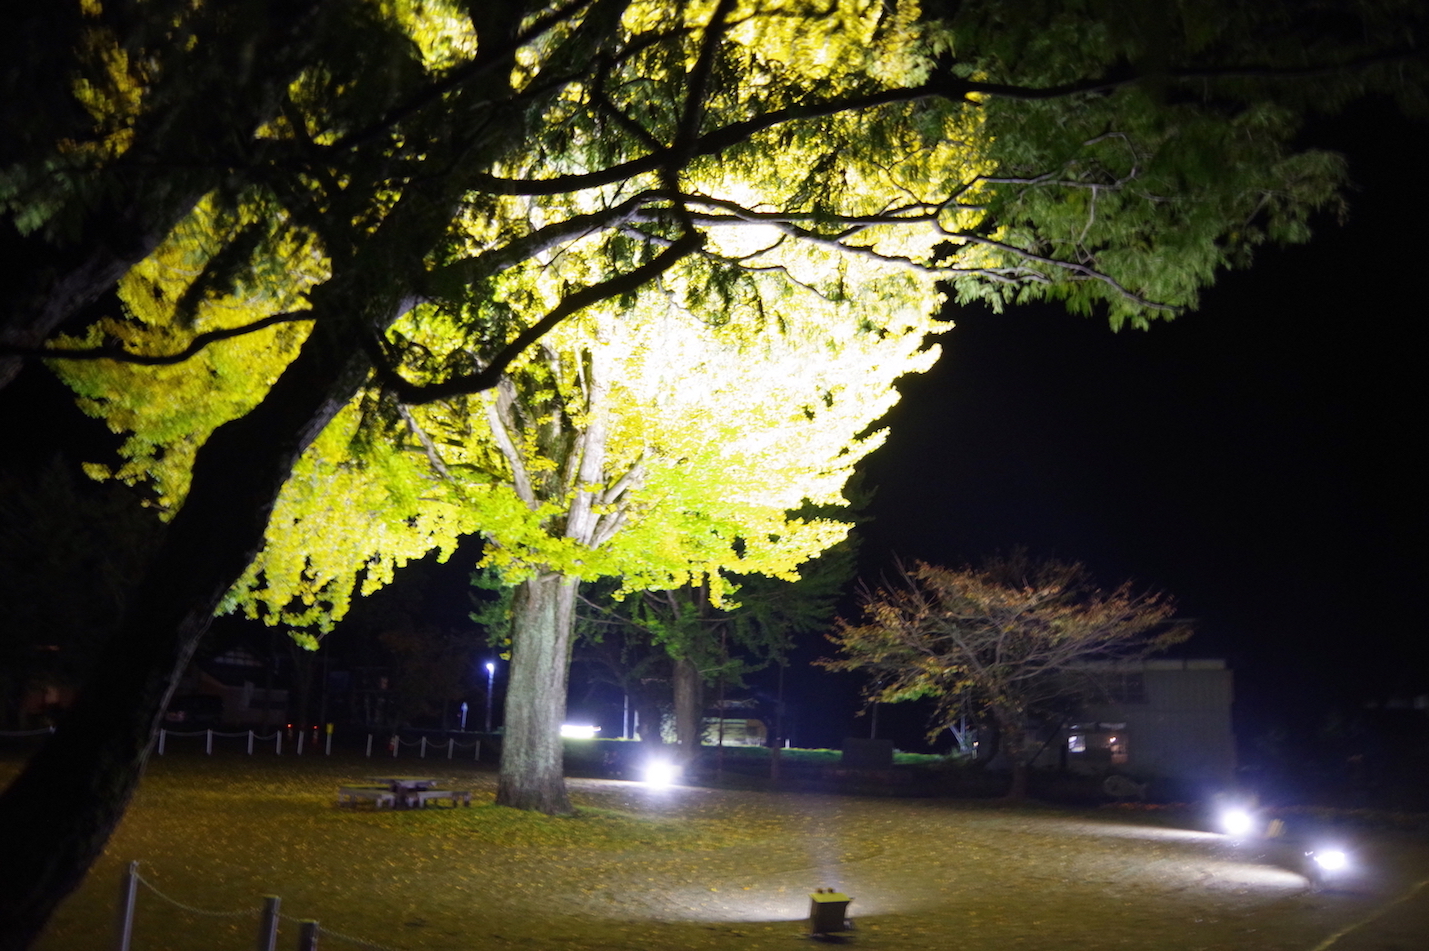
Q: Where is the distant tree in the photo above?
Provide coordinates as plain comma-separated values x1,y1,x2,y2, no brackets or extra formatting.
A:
576,530,856,757
823,553,1189,798
0,459,159,726
377,625,478,728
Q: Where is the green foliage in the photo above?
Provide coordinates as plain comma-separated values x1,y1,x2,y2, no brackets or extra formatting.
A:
36,0,1419,640
14,0,1419,729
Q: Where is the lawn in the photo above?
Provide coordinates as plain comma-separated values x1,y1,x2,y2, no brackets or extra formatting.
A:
4,750,1427,951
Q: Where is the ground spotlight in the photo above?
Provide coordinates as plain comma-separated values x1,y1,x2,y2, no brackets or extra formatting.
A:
1313,849,1347,870
1304,847,1351,888
643,759,679,787
1219,807,1256,837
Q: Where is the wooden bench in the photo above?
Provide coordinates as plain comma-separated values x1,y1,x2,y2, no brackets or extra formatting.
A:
337,785,397,809
410,788,472,808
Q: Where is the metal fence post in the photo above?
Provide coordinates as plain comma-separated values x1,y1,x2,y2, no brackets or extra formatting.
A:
297,920,320,951
256,895,280,951
113,861,139,951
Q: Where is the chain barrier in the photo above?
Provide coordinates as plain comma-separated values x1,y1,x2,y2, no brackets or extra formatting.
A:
0,727,56,737
134,868,259,920
124,862,408,951
277,912,407,951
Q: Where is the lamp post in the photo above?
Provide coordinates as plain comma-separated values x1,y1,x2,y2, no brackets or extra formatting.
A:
484,662,496,733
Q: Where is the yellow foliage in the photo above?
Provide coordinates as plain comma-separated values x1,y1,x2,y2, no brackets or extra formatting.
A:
55,0,993,632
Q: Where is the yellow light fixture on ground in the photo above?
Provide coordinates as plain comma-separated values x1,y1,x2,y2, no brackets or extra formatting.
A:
808,888,852,936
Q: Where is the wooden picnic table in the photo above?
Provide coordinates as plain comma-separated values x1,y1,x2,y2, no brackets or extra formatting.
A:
354,776,471,809
367,776,441,792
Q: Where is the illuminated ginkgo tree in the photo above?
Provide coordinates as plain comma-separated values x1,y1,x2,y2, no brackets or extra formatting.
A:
4,0,1420,942
60,152,957,812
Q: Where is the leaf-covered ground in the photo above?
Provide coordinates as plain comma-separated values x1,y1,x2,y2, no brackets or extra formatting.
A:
6,753,1427,951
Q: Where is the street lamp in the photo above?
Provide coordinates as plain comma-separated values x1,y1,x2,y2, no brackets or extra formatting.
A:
484,661,496,733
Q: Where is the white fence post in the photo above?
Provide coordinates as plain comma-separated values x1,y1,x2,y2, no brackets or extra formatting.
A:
325,725,333,756
248,730,254,755
297,920,320,951
113,861,138,951
206,729,213,755
391,734,399,758
276,731,282,755
256,895,280,951
297,730,304,756
157,729,166,755
475,740,481,762
366,734,373,757
420,737,427,759
447,738,454,760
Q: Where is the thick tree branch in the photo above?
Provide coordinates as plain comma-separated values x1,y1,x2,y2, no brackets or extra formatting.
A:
328,0,599,153
381,230,703,403
429,190,665,291
4,312,314,366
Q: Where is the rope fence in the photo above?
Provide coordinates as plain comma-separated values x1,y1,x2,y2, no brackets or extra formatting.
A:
115,860,407,951
383,735,482,760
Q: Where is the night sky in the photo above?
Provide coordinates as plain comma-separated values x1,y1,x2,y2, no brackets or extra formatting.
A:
816,98,1429,752
1,100,1423,761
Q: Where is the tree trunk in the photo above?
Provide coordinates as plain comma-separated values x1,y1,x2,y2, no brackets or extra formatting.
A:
672,655,703,759
0,312,374,950
495,574,579,815
635,697,665,749
1007,760,1030,801
994,708,1031,801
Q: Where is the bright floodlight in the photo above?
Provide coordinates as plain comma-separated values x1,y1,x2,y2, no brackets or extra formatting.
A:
1313,849,1348,871
560,724,600,739
1221,808,1255,837
644,759,679,788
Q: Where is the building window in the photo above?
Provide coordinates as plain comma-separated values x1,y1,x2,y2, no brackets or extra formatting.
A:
1108,732,1128,765
1067,723,1128,765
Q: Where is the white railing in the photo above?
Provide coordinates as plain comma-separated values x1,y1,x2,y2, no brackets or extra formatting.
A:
10,724,485,761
